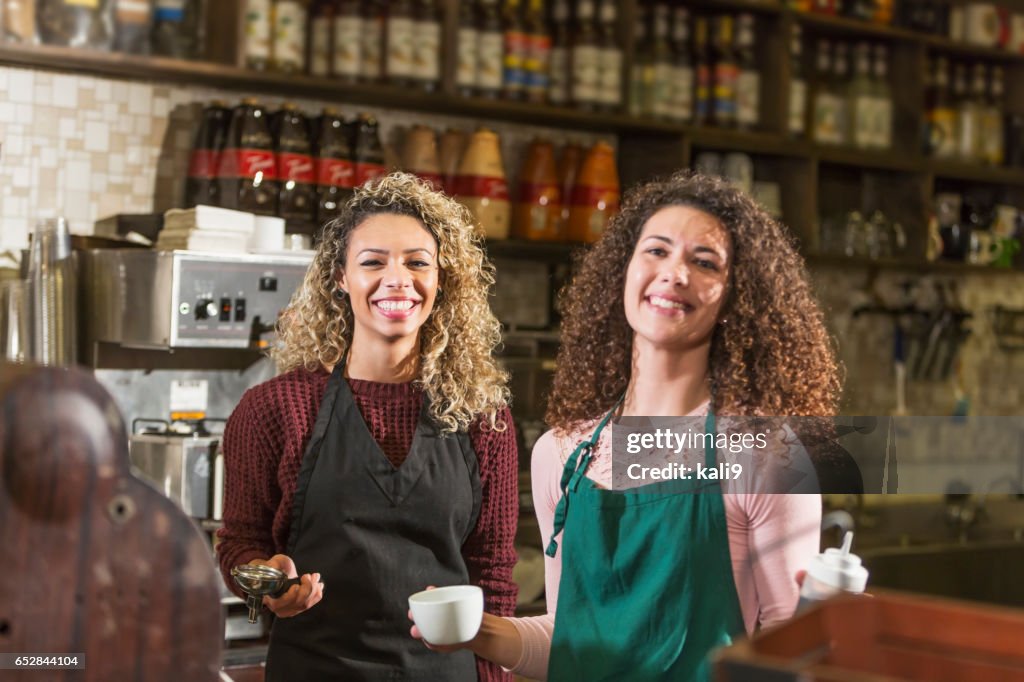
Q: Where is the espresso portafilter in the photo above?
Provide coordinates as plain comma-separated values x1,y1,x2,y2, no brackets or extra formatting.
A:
231,564,301,623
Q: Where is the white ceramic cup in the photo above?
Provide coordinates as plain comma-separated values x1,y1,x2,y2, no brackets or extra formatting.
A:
408,585,483,645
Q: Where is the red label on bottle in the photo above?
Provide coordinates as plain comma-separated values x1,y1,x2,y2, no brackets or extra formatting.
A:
278,152,315,183
455,175,510,201
316,158,355,188
218,149,278,181
570,185,620,211
518,182,560,204
188,149,219,179
355,163,387,186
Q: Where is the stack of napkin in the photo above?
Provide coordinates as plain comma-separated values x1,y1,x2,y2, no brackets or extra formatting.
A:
157,206,255,253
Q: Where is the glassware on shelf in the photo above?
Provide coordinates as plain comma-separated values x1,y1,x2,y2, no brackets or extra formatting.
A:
37,0,114,50
842,210,867,258
2,0,38,43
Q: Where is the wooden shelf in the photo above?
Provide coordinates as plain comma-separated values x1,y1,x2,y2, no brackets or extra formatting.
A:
690,127,810,157
688,0,783,15
486,239,581,263
921,35,1024,63
928,161,1024,187
790,11,922,42
806,252,1024,275
815,145,925,173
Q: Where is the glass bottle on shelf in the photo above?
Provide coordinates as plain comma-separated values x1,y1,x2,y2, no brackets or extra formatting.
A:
271,0,308,73
711,15,738,129
692,15,711,126
847,42,874,150
456,0,479,96
501,0,527,100
734,13,759,130
570,0,600,110
953,63,980,162
360,0,384,83
37,0,114,49
628,5,654,118
669,6,694,124
650,3,673,120
314,107,355,224
522,0,551,104
309,0,333,77
218,98,279,216
412,0,442,91
596,0,622,112
152,0,204,60
243,0,273,70
548,0,571,106
982,65,1005,166
788,24,807,137
832,41,850,145
333,0,362,83
2,0,37,43
275,103,316,223
115,0,153,54
925,56,956,158
385,0,415,85
477,0,505,99
812,40,839,144
870,43,892,150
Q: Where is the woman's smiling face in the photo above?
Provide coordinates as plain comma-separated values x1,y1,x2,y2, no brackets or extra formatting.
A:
623,205,732,351
337,213,440,344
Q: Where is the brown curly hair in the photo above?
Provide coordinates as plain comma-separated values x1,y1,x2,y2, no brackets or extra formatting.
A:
272,172,510,433
546,171,842,433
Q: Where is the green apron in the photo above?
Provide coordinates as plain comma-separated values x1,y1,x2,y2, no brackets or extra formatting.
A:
545,405,744,682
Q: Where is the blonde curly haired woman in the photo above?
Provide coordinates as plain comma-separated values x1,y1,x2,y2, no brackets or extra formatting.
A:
217,173,519,682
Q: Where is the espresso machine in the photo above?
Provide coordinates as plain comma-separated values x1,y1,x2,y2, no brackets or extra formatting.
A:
78,248,312,648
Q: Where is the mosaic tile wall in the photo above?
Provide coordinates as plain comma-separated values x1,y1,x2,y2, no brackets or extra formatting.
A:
1,65,1023,416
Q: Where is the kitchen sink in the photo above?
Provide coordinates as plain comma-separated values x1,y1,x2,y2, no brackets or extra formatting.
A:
861,541,1024,608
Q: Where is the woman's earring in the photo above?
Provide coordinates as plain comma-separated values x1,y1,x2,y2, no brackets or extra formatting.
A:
335,288,347,299
719,317,728,325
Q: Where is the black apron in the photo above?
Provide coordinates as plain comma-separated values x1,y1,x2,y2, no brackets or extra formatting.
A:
265,361,482,681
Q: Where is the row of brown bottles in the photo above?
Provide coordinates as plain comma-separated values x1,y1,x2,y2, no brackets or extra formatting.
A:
184,100,386,225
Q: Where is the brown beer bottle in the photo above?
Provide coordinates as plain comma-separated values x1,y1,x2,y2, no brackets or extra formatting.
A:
217,98,279,216
352,113,388,187
315,108,356,224
185,101,231,208
275,103,316,222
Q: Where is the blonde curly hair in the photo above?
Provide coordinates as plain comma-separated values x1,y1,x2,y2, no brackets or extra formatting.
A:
272,172,510,433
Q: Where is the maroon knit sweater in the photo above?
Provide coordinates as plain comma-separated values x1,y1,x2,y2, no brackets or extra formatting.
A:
216,368,519,682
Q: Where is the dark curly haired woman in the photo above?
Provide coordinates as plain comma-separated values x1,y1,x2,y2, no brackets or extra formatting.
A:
414,171,844,680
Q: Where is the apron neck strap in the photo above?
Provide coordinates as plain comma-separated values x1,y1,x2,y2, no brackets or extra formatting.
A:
545,395,623,558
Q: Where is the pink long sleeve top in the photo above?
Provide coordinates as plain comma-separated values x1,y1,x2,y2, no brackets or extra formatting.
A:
508,402,822,680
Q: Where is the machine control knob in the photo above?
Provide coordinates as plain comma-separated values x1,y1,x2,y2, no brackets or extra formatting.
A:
196,299,219,320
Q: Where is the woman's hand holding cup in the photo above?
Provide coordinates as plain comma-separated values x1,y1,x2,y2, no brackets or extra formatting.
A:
408,585,484,649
